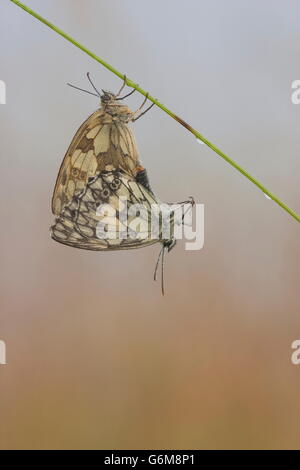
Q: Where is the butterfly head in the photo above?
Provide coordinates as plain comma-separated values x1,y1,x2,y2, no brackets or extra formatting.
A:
163,238,176,252
100,90,117,105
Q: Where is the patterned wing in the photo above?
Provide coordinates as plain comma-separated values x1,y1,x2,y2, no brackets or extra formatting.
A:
50,170,161,251
52,109,101,215
51,109,141,216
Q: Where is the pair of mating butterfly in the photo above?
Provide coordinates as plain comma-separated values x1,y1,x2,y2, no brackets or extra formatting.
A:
51,74,194,294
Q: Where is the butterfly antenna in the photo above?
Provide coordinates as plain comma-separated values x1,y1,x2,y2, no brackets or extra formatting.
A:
161,246,166,296
154,245,164,282
86,72,101,97
67,82,99,97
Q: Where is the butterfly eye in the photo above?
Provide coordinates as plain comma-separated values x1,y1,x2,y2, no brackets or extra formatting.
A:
110,178,121,190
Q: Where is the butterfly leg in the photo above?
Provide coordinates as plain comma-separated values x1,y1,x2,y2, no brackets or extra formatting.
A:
116,75,127,97
132,93,155,122
179,198,194,228
176,196,195,207
116,75,138,100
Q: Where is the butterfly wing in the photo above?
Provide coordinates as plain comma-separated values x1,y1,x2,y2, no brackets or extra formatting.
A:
52,108,141,215
51,170,160,251
52,109,100,215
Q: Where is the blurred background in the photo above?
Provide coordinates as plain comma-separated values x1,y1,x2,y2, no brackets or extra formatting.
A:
1,0,300,450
